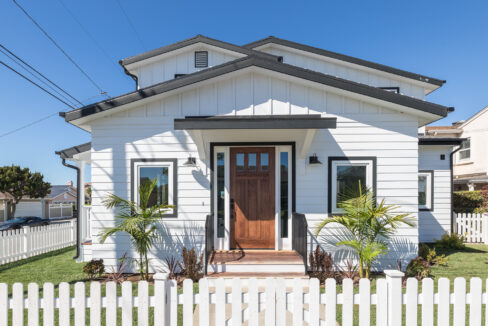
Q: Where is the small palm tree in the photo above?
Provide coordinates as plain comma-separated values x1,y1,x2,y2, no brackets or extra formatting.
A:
99,179,172,280
315,182,415,278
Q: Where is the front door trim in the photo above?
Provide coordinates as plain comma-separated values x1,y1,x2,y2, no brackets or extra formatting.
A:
210,142,296,250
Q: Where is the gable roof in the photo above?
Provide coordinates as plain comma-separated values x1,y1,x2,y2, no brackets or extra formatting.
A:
244,36,445,87
47,185,77,199
61,55,452,123
120,34,278,66
458,105,488,128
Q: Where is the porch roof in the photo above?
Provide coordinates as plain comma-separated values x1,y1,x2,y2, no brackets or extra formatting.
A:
174,115,336,130
55,142,91,161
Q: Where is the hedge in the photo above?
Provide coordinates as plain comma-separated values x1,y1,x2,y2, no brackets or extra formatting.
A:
453,190,488,213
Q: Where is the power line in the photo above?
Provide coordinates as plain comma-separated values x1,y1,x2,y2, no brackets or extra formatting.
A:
0,44,83,107
0,112,58,139
0,60,77,109
12,0,108,96
114,0,146,51
56,0,121,72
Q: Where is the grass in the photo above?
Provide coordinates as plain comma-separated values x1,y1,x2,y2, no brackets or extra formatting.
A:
1,244,488,325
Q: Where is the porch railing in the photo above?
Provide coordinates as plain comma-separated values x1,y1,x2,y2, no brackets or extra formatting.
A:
204,214,214,275
292,212,307,272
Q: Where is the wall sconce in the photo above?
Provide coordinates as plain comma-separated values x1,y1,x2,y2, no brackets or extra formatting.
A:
309,153,322,165
183,155,197,167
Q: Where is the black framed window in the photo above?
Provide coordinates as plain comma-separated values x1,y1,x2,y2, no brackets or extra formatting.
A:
216,153,225,237
280,152,289,238
419,170,433,211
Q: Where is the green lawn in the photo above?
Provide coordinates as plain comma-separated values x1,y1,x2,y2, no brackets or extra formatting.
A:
1,244,488,325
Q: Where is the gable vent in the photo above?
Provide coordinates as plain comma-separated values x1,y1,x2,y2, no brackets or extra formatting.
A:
195,51,208,68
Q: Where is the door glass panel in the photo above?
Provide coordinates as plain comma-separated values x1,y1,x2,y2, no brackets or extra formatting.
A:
217,153,225,238
260,153,269,172
280,152,288,238
418,175,427,206
248,153,257,172
236,153,245,173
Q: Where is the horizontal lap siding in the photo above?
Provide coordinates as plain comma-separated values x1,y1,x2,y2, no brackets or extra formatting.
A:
419,146,453,243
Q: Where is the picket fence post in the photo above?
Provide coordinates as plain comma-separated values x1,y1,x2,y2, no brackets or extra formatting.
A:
154,273,169,326
22,226,30,259
384,270,404,326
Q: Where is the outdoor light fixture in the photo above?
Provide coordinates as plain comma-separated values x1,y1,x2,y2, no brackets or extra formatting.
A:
309,153,322,165
183,155,197,167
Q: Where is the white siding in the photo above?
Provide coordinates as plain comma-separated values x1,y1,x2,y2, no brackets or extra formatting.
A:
89,70,419,270
419,146,453,242
259,45,427,99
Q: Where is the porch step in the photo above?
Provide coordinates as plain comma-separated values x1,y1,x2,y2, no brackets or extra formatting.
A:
207,250,306,274
206,272,309,287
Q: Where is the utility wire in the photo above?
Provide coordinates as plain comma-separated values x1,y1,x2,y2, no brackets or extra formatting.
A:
0,60,77,109
0,112,58,138
12,0,108,96
56,0,121,72
114,0,146,50
0,44,83,107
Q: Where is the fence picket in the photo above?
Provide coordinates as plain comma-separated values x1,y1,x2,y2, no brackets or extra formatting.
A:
231,278,243,326
198,278,209,326
326,278,336,326
359,278,371,326
154,276,166,326
138,281,149,326
342,279,354,326
293,278,303,326
28,283,39,326
74,282,86,326
276,278,286,326
265,277,276,326
215,278,226,326
122,281,133,326
106,282,117,326
454,277,466,326
438,278,450,326
309,278,320,326
12,283,23,326
248,278,259,326
470,277,482,326
90,282,101,326
43,283,54,326
422,278,434,326
0,283,7,326
183,279,193,326
59,282,70,326
376,279,387,326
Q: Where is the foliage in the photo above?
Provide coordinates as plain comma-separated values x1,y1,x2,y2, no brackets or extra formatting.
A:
308,245,334,283
99,178,173,280
405,256,431,280
164,255,180,280
0,165,51,218
453,190,488,213
315,182,415,278
419,244,448,266
339,259,359,284
105,252,130,284
177,247,204,282
435,233,466,250
83,259,105,279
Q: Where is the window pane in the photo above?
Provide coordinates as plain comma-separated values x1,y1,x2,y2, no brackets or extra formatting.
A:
260,153,269,172
217,153,225,238
236,153,245,173
418,175,427,206
139,166,169,207
248,153,257,172
336,165,366,205
459,149,470,160
461,138,470,149
280,152,288,238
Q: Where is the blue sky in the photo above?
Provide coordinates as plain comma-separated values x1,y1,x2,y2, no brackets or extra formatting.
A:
0,0,487,185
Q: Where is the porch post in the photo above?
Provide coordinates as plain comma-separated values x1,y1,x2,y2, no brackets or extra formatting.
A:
76,161,86,241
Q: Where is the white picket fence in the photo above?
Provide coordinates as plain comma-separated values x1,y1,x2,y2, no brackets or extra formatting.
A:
0,221,76,265
454,212,488,243
1,271,488,326
48,203,73,218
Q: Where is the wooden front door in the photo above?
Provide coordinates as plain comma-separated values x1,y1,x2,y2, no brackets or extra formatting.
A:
230,147,275,249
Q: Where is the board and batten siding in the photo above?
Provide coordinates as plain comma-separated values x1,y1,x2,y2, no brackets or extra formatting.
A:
418,146,453,243
259,45,426,100
89,70,419,270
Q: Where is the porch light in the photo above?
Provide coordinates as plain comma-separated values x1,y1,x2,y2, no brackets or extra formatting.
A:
309,153,322,165
183,155,197,167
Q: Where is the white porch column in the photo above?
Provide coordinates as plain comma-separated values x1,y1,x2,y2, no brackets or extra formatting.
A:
76,161,86,241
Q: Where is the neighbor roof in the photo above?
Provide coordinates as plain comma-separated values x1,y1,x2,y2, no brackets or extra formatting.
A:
244,36,445,87
47,185,76,199
55,142,91,159
61,55,451,123
120,34,278,66
418,136,464,145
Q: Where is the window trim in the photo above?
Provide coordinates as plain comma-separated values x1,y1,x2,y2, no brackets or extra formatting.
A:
458,137,471,162
328,156,377,214
419,170,434,211
130,158,178,217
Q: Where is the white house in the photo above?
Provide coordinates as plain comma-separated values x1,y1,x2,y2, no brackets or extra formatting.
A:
56,35,462,274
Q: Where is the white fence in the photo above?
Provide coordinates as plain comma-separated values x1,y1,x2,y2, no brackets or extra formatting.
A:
0,221,76,265
454,212,488,243
1,271,488,326
48,203,73,219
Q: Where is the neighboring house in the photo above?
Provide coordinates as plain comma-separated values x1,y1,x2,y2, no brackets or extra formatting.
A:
425,105,488,191
56,35,461,273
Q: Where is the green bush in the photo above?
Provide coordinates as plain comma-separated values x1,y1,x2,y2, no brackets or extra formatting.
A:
453,191,488,213
405,256,431,280
419,244,448,266
435,233,466,250
83,259,105,279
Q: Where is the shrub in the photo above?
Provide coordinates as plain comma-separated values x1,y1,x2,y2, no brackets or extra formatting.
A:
419,244,448,266
83,259,105,279
309,245,334,283
178,247,204,282
338,259,359,284
164,255,180,280
435,233,466,250
453,191,488,213
106,253,130,284
405,256,430,280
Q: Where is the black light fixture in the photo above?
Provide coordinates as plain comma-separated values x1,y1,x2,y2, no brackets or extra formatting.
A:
183,155,197,166
309,153,322,165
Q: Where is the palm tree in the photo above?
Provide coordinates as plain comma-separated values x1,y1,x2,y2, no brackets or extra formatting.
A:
99,179,172,280
315,182,415,278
